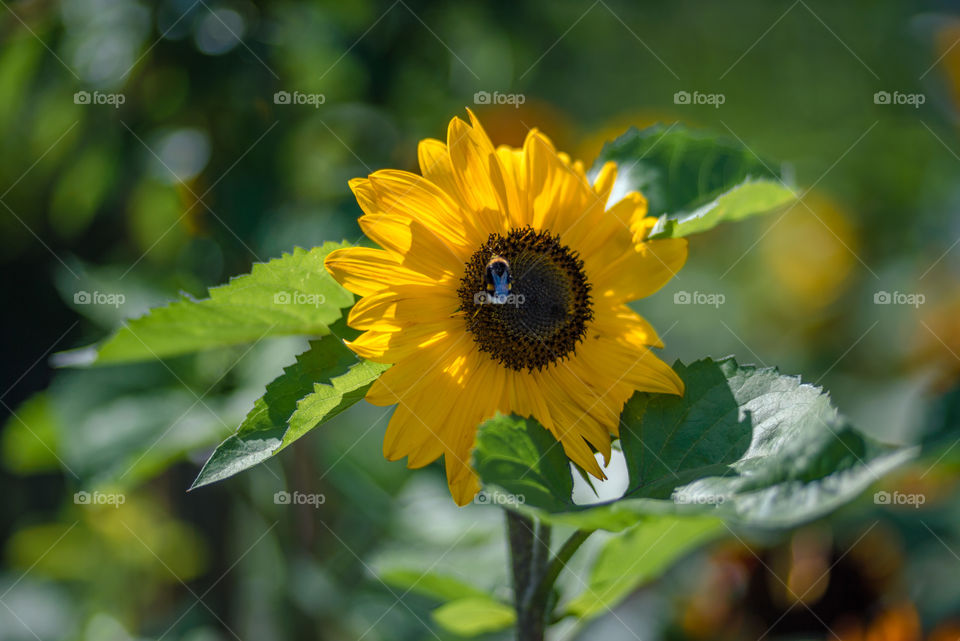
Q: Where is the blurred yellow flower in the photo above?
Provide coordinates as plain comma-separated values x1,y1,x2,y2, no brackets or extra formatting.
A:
761,194,857,311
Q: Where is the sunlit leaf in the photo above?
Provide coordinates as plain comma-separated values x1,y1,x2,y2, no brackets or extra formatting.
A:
379,568,489,603
472,414,574,513
595,124,794,236
1,393,60,474
191,334,388,488
431,597,516,637
564,515,722,620
69,242,354,365
649,178,795,239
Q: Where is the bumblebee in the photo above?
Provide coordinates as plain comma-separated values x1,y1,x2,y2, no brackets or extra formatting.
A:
484,255,512,303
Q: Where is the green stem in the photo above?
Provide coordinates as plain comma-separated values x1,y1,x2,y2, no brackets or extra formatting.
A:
532,529,592,610
506,510,544,641
506,510,534,611
505,510,593,641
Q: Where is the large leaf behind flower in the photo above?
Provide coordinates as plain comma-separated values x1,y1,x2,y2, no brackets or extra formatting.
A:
66,242,354,365
594,125,795,238
473,358,913,532
191,333,388,488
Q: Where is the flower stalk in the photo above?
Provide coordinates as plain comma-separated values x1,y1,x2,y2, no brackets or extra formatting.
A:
506,510,593,640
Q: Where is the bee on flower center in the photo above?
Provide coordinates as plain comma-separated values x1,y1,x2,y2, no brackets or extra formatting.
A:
458,227,594,371
483,255,512,304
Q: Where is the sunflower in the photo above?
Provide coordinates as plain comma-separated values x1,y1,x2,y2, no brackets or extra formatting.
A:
325,110,687,505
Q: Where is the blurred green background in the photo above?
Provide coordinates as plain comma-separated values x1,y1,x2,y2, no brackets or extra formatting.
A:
3,0,960,639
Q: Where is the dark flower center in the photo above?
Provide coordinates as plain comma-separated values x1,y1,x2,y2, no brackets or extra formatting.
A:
457,227,593,371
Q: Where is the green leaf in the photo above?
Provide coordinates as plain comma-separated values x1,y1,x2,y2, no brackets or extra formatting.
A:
475,358,913,532
379,568,489,603
618,356,753,500
649,178,795,239
1,393,61,474
919,382,960,458
74,242,354,365
594,124,794,236
618,358,913,526
0,359,249,487
190,334,388,488
431,597,516,637
565,515,722,620
472,414,575,513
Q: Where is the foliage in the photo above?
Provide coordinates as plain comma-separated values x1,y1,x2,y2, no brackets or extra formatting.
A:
191,333,388,488
80,243,354,364
474,358,912,532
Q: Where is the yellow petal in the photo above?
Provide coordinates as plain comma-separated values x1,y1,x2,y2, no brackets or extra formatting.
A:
592,161,618,203
522,130,566,231
466,109,523,225
383,399,451,466
446,460,482,507
365,330,471,406
358,213,466,279
561,192,640,269
592,303,664,349
579,337,684,398
446,116,508,235
496,145,529,228
349,177,379,215
542,368,612,467
346,320,455,362
348,284,458,331
366,170,478,249
591,238,689,303
417,138,463,206
325,247,438,297
442,352,504,505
